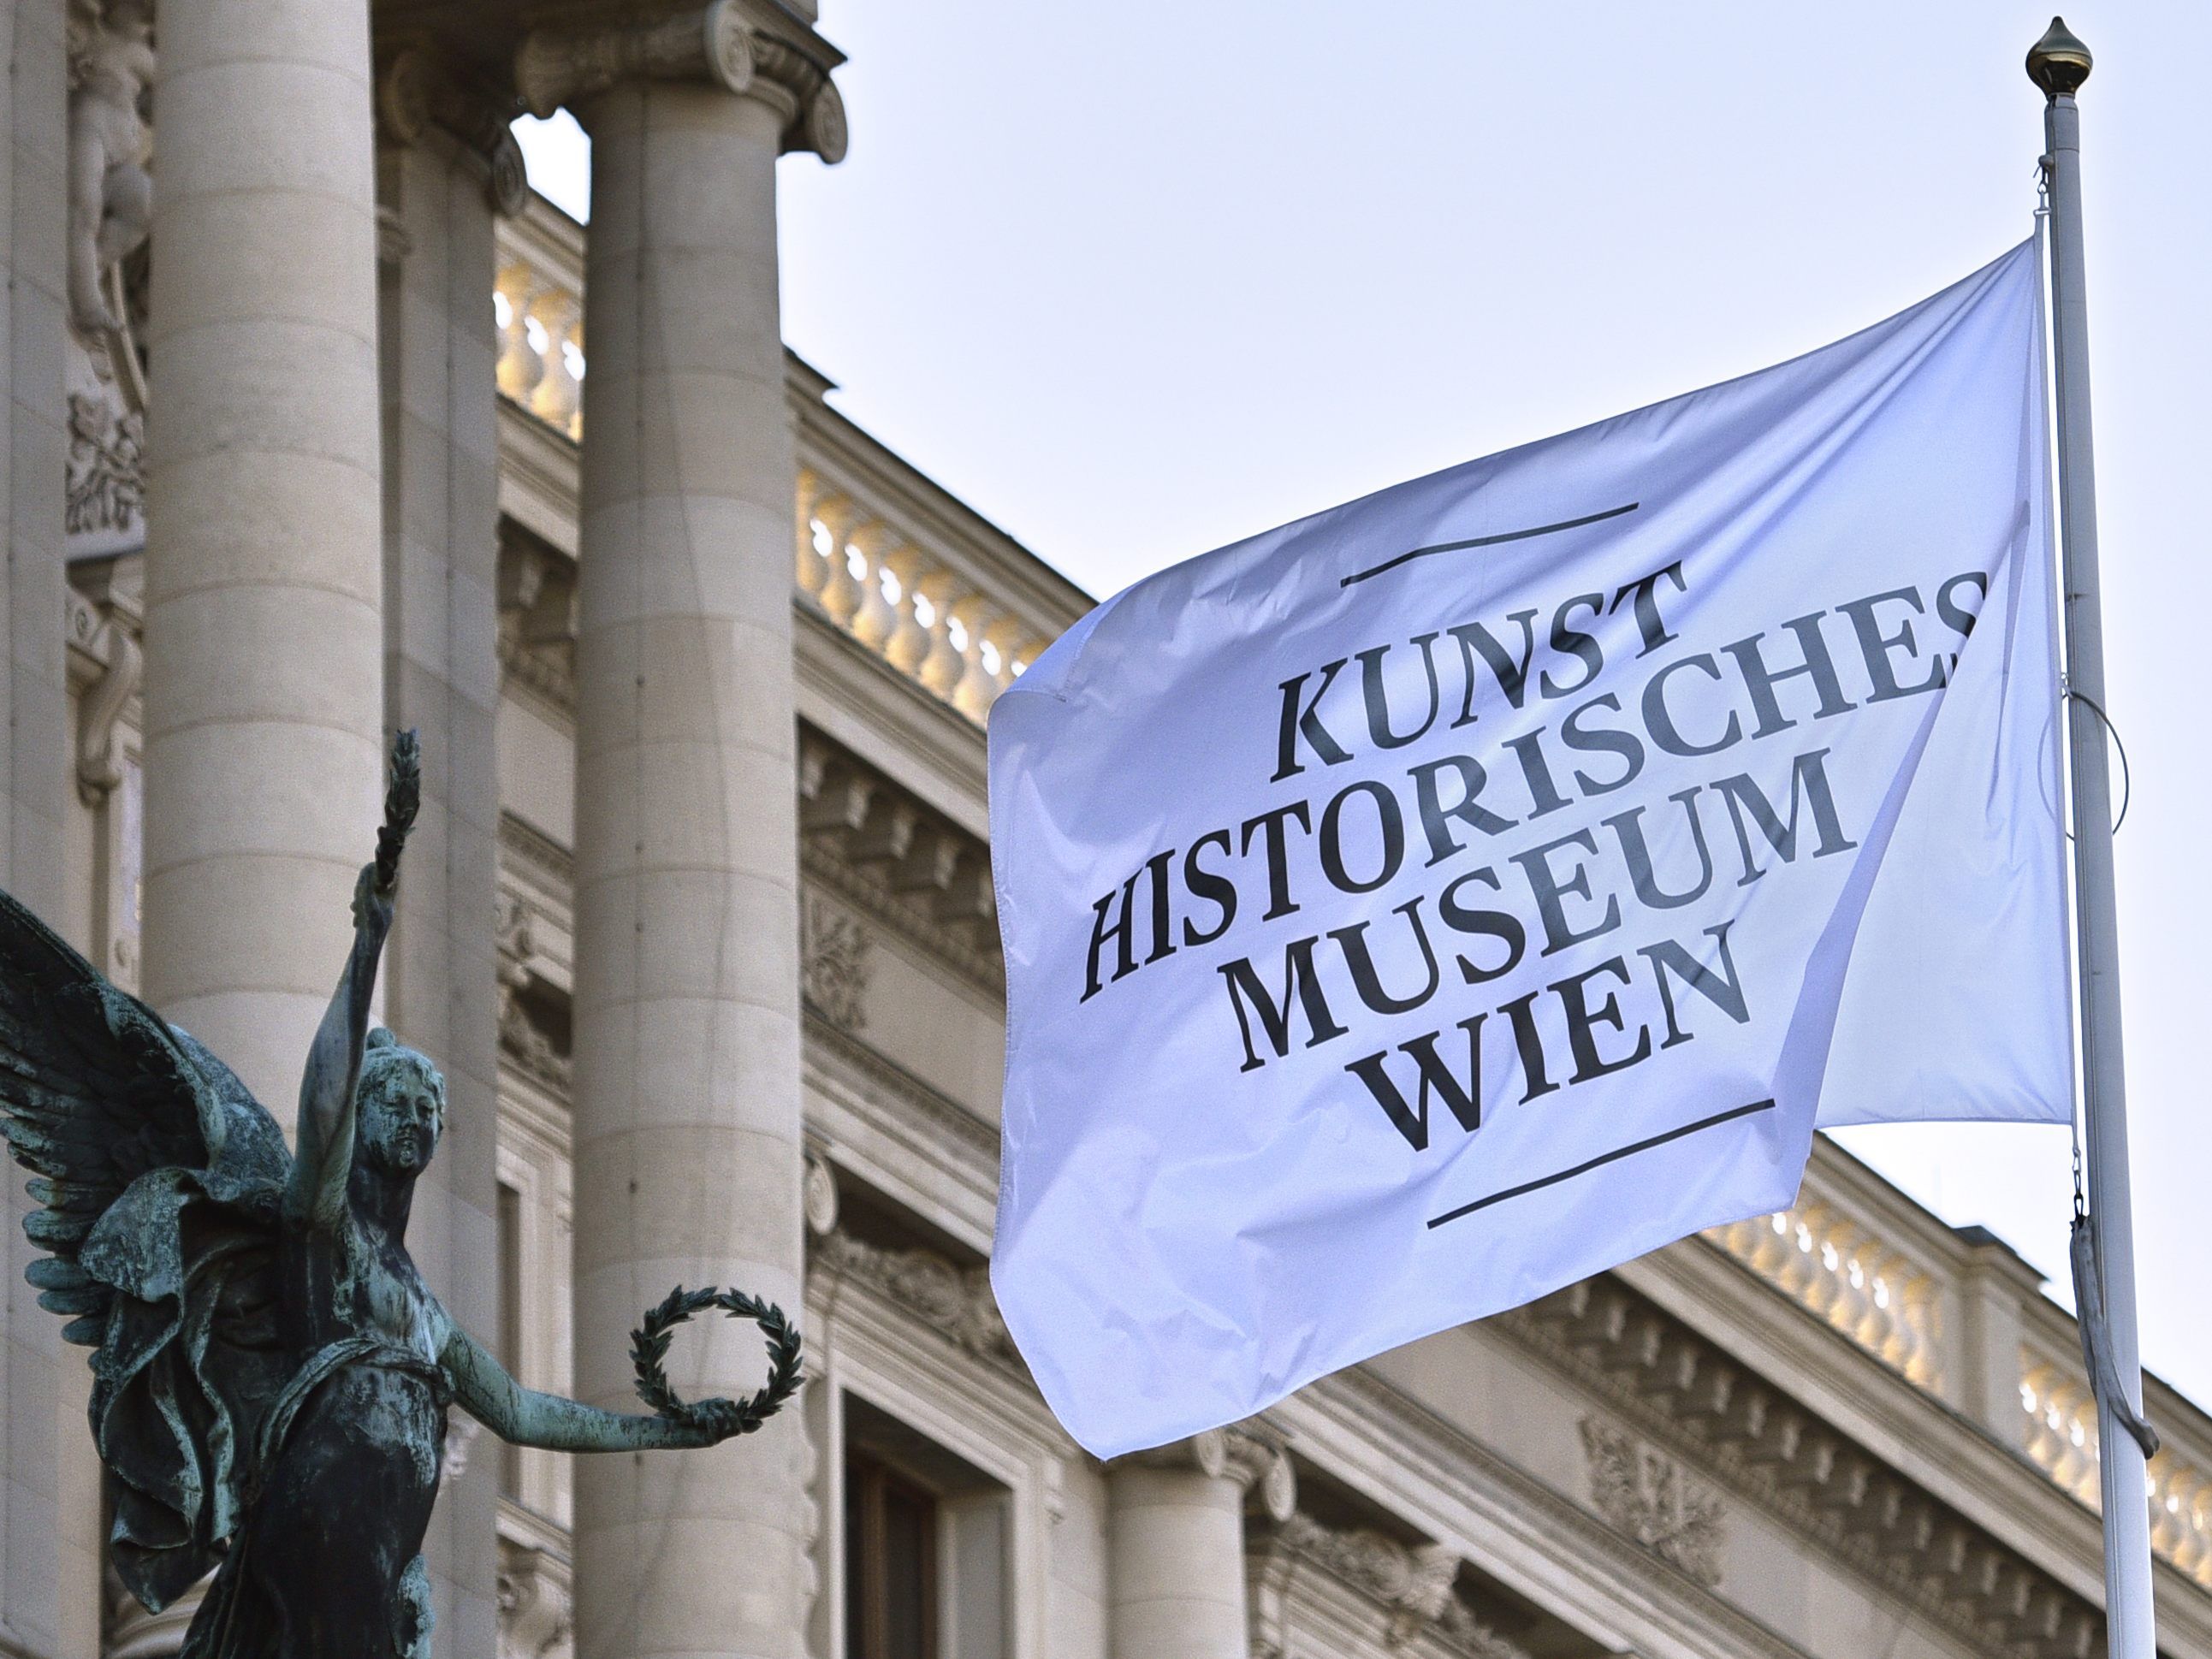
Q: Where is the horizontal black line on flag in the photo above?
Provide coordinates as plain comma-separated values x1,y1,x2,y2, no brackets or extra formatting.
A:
1426,1098,1778,1229
1342,501,1641,588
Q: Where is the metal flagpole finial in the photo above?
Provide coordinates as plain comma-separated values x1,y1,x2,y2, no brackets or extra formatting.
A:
2027,17,2092,100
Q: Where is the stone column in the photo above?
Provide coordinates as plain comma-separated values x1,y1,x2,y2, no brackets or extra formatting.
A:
140,0,385,1107
374,50,526,1659
514,6,844,1659
1,1,101,1653
1106,1425,1294,1659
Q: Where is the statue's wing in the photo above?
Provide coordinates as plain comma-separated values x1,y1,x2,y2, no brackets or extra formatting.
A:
0,886,286,1346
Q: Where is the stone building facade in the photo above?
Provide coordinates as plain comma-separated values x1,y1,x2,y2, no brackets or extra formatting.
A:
3,3,2211,1659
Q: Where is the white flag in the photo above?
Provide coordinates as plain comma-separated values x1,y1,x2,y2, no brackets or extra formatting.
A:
988,242,2068,1458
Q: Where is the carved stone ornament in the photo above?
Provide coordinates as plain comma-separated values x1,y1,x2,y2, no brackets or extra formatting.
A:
513,0,846,164
498,537,578,710
800,896,870,1032
1578,1416,1725,1586
811,1228,1017,1367
515,0,754,118
379,44,531,217
496,1540,573,1659
72,592,141,807
66,0,155,340
1247,1511,1529,1659
496,893,572,1092
801,1147,840,1237
66,390,143,542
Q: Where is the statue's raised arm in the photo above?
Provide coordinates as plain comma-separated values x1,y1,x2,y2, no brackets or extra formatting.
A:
286,729,416,1233
1,730,803,1659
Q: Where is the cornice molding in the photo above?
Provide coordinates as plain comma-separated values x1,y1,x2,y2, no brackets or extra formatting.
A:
798,724,1001,997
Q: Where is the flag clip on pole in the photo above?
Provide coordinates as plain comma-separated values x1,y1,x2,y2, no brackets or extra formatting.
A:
2028,18,2158,1656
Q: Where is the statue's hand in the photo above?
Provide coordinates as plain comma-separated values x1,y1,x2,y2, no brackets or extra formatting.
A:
351,862,394,938
672,1397,749,1449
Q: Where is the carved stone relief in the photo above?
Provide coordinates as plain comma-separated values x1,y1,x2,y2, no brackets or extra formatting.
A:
66,0,154,340
810,1227,1016,1369
497,1538,574,1659
497,535,578,712
1246,1510,1529,1659
66,391,142,542
497,892,572,1092
800,896,870,1032
1578,1415,1725,1587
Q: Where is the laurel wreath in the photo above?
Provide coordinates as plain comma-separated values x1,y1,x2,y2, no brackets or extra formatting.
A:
629,1284,804,1435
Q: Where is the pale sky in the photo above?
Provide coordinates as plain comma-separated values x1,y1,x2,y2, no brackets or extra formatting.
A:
514,1,2212,1408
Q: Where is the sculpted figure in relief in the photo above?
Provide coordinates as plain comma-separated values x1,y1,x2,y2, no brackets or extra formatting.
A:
1,733,801,1659
67,0,155,336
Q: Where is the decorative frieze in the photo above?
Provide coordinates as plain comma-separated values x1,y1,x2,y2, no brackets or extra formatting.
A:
1578,1416,1725,1585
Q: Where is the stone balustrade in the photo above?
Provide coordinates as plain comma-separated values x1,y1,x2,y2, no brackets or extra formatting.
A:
1706,1200,1943,1392
794,464,1064,725
2021,1341,2212,1589
493,208,586,442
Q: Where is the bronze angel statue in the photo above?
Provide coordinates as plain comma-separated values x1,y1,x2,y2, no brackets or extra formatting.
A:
0,732,799,1659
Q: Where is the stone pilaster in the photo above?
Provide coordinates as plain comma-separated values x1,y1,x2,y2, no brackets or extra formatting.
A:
1106,1425,1295,1659
375,49,516,1659
1,2,99,1654
532,4,843,1658
140,0,385,1108
1952,1224,2044,1445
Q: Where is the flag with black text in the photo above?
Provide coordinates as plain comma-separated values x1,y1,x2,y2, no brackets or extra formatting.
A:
987,242,2068,1458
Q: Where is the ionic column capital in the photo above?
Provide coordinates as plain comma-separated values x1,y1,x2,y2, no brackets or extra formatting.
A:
516,0,847,163
1114,1420,1296,1520
379,44,531,216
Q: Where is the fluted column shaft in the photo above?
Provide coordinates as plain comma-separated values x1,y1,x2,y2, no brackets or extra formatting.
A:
141,0,385,1105
568,70,809,1659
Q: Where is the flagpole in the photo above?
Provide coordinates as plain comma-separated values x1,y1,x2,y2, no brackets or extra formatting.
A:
2028,19,2156,1656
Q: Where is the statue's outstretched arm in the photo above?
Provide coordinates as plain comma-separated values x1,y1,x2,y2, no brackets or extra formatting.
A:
439,1320,735,1453
285,733,418,1231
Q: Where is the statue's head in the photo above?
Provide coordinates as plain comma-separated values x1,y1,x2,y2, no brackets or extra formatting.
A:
357,1028,445,1178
